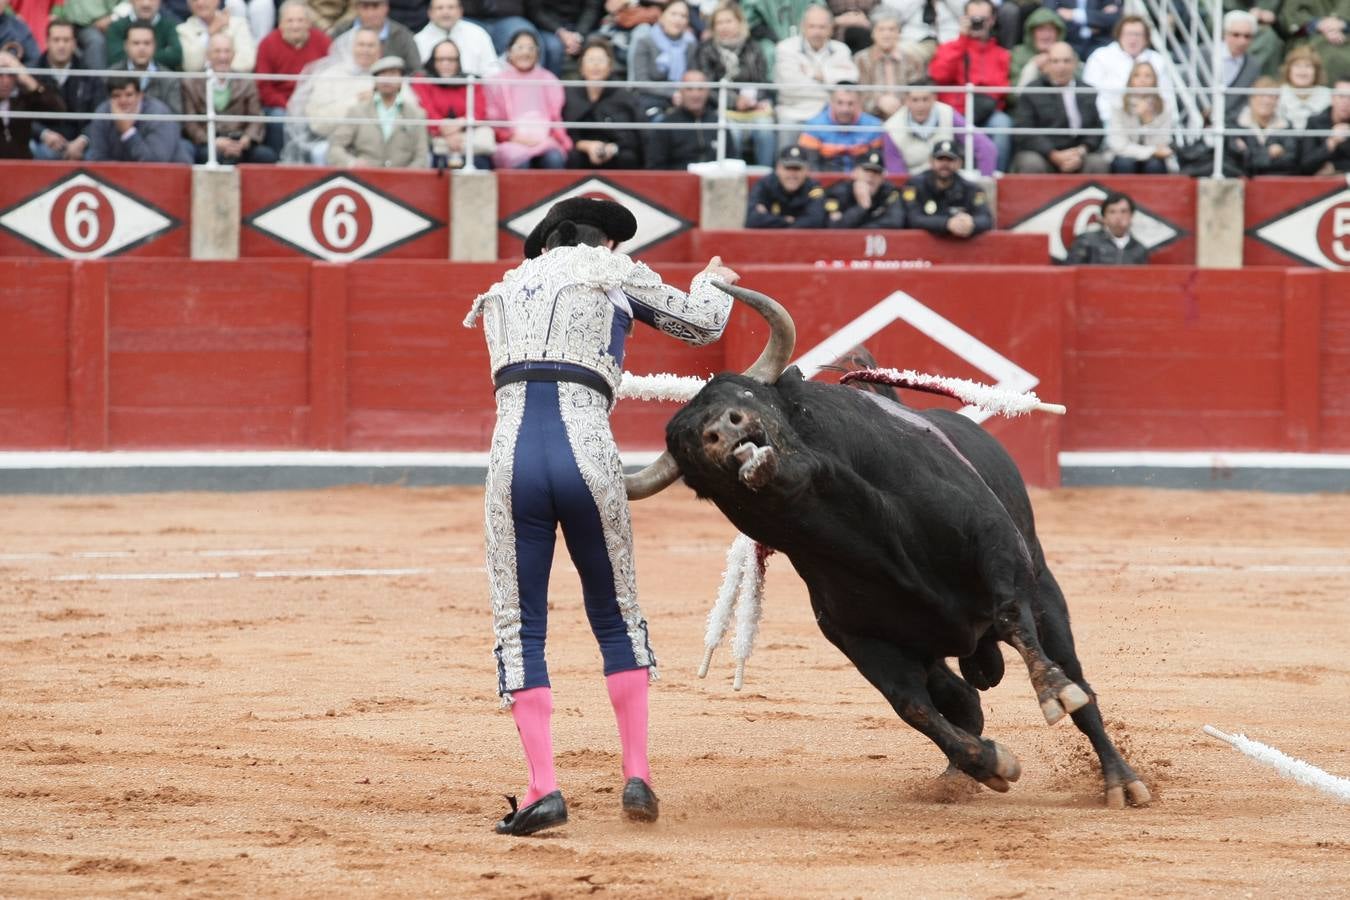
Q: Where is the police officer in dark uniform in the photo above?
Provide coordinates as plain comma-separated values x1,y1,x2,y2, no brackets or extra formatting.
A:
901,139,993,239
824,150,906,229
745,145,828,229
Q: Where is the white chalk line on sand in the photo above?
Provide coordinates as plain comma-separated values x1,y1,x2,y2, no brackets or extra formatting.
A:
0,545,482,562
1057,562,1350,575
1204,726,1350,803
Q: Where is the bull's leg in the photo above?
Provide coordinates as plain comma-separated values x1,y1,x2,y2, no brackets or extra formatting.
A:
927,662,997,790
824,629,1021,792
1034,569,1151,809
994,571,1091,726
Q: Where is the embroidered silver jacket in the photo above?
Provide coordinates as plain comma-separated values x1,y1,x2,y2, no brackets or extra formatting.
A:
464,245,732,399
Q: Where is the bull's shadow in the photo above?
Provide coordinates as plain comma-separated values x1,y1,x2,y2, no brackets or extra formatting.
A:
632,283,1150,809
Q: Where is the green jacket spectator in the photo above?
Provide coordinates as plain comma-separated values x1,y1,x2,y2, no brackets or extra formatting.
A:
1283,0,1350,84
108,0,183,71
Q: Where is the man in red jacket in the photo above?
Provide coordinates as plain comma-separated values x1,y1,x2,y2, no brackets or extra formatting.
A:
927,0,1012,171
255,0,330,153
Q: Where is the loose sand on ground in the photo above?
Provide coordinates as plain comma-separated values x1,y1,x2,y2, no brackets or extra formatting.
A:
2,486,1348,897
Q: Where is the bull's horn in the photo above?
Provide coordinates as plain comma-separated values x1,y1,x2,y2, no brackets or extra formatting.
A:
710,280,796,383
623,280,797,500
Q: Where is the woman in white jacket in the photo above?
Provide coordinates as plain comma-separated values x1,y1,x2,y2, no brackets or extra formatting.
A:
1106,61,1178,173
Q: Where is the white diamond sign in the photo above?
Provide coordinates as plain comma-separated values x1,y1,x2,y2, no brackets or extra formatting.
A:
0,171,177,259
1010,182,1181,261
246,175,439,262
1249,185,1350,270
793,291,1038,425
503,177,690,255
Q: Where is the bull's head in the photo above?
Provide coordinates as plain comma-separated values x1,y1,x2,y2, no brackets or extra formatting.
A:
623,282,796,501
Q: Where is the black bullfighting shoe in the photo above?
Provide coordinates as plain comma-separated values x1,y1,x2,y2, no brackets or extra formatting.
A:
621,778,659,822
494,791,567,836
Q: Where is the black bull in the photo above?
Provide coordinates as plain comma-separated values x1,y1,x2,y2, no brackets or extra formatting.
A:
653,294,1150,809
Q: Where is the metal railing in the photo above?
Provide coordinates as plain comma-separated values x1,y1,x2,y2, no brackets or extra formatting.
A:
4,64,1348,179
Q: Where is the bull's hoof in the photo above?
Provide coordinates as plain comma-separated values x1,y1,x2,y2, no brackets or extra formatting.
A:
1040,697,1066,725
1105,779,1153,809
734,442,777,490
1059,683,1091,715
993,742,1022,783
980,774,1012,793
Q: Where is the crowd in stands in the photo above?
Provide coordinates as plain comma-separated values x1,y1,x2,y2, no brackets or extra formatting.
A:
2,0,1349,182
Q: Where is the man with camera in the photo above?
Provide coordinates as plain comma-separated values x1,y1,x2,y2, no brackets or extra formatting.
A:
927,0,1012,171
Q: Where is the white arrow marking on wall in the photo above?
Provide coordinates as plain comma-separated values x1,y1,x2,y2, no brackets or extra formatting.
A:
792,291,1039,425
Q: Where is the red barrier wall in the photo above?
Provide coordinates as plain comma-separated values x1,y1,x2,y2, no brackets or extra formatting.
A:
1244,177,1350,269
5,260,1347,487
240,166,450,261
694,229,1048,266
1000,175,1196,265
0,164,189,258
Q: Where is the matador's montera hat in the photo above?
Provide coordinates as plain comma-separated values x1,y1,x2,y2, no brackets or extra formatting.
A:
523,196,638,259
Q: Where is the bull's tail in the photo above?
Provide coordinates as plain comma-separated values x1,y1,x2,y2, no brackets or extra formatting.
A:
959,632,1006,691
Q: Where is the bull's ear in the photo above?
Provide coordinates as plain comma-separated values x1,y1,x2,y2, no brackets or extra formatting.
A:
778,365,805,385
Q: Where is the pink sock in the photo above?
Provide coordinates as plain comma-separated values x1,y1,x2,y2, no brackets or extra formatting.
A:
510,686,557,807
605,668,651,785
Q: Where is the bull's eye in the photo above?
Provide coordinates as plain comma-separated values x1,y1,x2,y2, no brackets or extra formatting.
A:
729,411,743,426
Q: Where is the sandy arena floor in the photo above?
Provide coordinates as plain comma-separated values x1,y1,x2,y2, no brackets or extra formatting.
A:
1,485,1348,898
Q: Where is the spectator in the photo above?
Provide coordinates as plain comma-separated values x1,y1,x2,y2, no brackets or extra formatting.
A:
1106,61,1177,173
828,0,877,52
80,74,193,161
282,26,379,163
0,0,39,64
31,20,103,160
0,47,62,157
524,0,603,76
1227,0,1284,78
461,0,538,57
6,0,45,59
744,0,822,66
1219,10,1261,119
386,0,429,34
327,54,429,166
995,0,1045,50
1065,190,1149,264
412,38,494,168
1283,0,1350,85
1278,45,1331,130
1009,6,1065,99
689,1,775,166
880,0,957,52
774,5,859,144
178,0,256,71
900,138,990,238
927,0,1012,170
746,144,828,227
1082,16,1174,129
221,0,272,44
256,1,331,153
1226,76,1298,175
181,32,274,162
797,82,883,170
1300,75,1350,173
1042,0,1120,61
881,78,997,174
330,0,420,73
1012,41,1107,173
592,0,672,75
645,68,718,168
121,20,183,115
484,29,570,168
63,0,118,70
108,0,184,71
415,0,497,75
824,149,906,227
562,37,644,168
853,8,924,118
628,1,696,119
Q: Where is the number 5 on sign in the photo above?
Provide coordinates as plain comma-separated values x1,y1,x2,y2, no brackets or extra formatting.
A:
1332,207,1350,264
